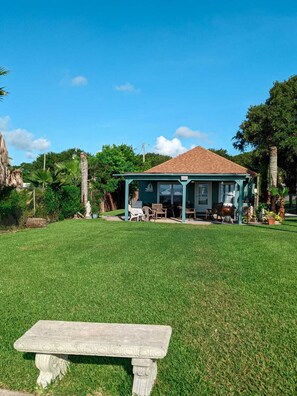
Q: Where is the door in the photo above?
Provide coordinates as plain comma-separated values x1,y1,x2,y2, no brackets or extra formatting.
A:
195,182,212,213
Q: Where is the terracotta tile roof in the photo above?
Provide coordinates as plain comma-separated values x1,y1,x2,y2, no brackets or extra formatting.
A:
144,146,254,175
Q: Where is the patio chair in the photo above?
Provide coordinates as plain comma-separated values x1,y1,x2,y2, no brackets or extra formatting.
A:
152,204,167,219
128,205,144,221
142,206,155,222
205,203,222,220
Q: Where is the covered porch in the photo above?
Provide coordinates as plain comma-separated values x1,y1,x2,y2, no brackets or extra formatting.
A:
122,174,249,225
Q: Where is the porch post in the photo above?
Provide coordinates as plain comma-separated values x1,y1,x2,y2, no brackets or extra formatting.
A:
237,180,244,225
125,178,133,221
180,180,191,224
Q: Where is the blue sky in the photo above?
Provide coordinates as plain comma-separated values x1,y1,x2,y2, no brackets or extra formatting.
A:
1,0,297,164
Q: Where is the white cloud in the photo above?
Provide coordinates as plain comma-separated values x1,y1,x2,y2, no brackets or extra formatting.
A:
5,129,51,152
154,136,187,157
175,126,209,140
114,82,140,92
0,115,11,132
71,75,88,86
0,116,51,155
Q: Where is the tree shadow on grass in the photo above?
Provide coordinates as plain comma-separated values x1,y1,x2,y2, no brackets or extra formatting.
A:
247,224,297,233
282,220,297,227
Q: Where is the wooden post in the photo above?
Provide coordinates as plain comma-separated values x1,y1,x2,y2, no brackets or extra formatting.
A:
125,179,132,221
237,180,243,225
180,179,190,224
33,188,36,216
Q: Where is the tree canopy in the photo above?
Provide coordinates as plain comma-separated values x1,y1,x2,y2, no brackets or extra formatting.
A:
233,75,297,154
233,75,297,192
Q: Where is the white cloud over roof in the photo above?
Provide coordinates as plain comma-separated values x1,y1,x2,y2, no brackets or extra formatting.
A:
154,136,187,157
175,126,209,140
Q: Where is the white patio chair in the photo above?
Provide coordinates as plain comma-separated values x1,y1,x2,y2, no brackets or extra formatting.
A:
128,205,144,221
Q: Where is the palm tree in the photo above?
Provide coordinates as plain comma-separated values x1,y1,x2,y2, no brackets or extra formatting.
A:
270,186,289,220
27,169,53,188
268,146,278,211
0,67,9,99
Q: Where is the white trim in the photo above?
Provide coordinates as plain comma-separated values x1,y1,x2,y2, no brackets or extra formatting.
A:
219,182,236,203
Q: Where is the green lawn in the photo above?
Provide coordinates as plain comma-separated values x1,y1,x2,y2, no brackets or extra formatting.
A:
102,209,125,216
0,219,296,395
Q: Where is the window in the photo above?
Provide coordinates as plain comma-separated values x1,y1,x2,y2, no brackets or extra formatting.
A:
220,183,235,203
198,183,208,205
159,183,183,205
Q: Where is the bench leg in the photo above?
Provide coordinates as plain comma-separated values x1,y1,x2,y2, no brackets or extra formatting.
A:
35,353,69,388
132,358,157,396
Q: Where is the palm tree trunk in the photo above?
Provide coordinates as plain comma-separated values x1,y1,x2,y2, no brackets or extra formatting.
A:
80,152,88,205
269,146,278,212
279,196,285,220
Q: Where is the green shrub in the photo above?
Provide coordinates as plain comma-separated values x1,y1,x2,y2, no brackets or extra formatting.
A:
0,188,28,226
44,187,60,221
60,185,83,219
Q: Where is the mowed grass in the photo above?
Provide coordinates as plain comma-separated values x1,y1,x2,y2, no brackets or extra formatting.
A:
0,219,296,396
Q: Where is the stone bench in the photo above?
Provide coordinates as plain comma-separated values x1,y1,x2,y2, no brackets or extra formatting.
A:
14,320,172,396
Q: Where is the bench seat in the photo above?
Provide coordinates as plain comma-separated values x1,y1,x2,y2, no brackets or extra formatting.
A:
14,320,172,396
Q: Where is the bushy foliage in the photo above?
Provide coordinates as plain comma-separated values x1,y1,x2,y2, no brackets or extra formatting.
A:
59,186,83,219
0,187,28,226
44,187,60,220
20,148,84,182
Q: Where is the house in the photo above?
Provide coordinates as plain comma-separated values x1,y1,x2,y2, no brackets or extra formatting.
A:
119,146,255,224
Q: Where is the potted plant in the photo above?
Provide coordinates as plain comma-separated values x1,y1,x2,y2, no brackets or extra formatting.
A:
263,210,276,225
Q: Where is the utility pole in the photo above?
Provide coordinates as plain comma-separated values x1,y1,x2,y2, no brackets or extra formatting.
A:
42,153,46,189
142,143,148,163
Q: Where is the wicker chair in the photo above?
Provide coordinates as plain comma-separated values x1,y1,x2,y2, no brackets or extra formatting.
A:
142,206,155,222
152,204,167,219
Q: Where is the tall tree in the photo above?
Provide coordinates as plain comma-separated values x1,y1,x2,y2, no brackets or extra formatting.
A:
233,75,297,205
89,144,142,211
208,148,233,161
137,152,172,171
0,67,9,99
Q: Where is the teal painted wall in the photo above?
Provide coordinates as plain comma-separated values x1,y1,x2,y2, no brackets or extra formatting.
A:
139,181,158,204
212,182,219,203
186,183,195,205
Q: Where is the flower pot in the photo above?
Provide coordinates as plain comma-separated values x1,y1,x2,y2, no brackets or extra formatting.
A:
268,218,275,225
92,214,98,219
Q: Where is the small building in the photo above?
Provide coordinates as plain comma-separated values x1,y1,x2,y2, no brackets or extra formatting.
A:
119,146,255,224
